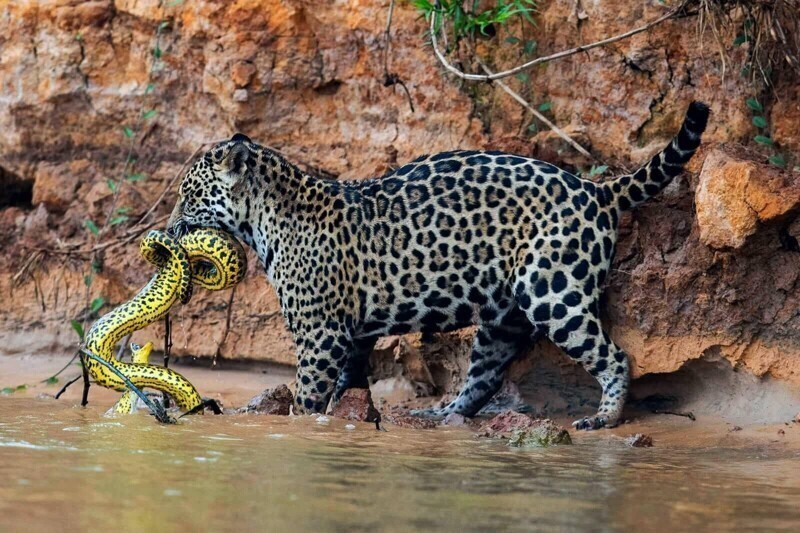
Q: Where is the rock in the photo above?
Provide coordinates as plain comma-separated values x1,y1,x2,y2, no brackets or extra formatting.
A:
625,433,654,447
695,146,800,249
440,413,469,427
370,376,417,405
771,83,800,154
315,415,330,425
477,380,529,415
344,423,356,430
479,411,542,438
32,161,86,212
382,412,437,429
330,388,380,422
240,384,293,415
231,61,257,87
507,422,572,447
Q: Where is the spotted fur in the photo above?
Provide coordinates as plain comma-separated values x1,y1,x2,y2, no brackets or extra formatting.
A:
168,102,709,429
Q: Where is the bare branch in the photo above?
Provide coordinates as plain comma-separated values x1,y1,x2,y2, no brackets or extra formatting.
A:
476,59,598,163
429,1,690,81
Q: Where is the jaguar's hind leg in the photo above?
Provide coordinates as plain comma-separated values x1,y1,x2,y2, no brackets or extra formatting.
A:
413,307,533,418
514,267,630,429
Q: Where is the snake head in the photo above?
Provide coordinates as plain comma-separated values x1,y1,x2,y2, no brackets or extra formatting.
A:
130,341,153,365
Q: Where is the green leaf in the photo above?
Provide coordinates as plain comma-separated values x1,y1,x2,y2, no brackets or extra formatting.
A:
538,102,552,112
523,40,537,55
527,122,538,133
752,116,767,128
109,215,129,226
116,206,132,214
589,164,609,176
84,274,93,288
145,83,156,95
75,32,83,42
746,98,763,112
515,72,530,83
505,36,521,44
754,135,774,146
44,376,59,385
126,173,146,182
70,319,85,340
122,126,135,138
84,219,99,236
90,297,105,314
1,387,14,395
142,109,158,120
768,154,786,168
158,20,170,32
733,34,747,47
106,179,118,193
153,45,163,59
16,384,27,391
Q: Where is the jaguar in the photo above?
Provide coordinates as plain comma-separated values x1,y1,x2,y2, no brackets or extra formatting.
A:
167,101,709,429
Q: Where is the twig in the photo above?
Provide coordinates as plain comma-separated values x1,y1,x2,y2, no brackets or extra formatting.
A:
116,333,131,361
476,59,598,163
54,374,82,399
652,409,696,421
41,350,80,383
164,313,172,369
429,1,690,81
80,352,91,407
163,313,172,408
213,288,237,367
381,0,415,113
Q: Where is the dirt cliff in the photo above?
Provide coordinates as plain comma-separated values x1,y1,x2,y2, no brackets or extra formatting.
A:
1,1,798,398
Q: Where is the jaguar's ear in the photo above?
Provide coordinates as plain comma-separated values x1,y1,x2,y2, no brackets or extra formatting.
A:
220,134,252,189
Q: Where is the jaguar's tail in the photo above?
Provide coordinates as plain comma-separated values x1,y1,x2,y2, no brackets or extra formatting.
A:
607,101,710,211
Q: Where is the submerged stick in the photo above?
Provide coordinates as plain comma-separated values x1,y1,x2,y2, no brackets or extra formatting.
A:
80,348,174,424
54,374,82,399
80,352,90,407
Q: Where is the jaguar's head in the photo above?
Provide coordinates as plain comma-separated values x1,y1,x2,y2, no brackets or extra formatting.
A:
167,133,256,239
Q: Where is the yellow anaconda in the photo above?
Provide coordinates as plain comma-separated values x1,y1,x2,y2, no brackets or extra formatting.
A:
112,341,154,414
83,228,247,413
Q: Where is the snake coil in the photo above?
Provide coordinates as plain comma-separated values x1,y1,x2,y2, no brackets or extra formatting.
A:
82,228,247,414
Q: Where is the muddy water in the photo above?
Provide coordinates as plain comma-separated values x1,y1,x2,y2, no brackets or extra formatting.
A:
1,398,799,532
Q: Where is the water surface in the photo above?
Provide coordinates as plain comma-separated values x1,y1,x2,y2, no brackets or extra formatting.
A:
1,398,798,532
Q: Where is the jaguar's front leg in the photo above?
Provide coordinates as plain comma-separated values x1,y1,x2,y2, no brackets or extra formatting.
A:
292,329,352,415
331,336,377,406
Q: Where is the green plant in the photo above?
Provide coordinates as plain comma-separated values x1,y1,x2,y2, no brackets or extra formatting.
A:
1,385,28,395
412,0,537,41
745,97,790,168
